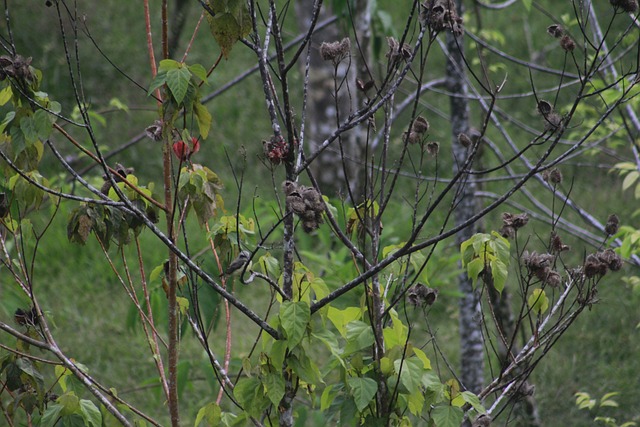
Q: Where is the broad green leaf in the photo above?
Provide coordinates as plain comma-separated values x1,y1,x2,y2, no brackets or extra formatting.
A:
40,404,64,427
289,350,322,385
407,389,425,415
327,306,362,337
490,258,508,293
194,102,212,139
394,357,423,394
460,391,486,414
177,297,190,316
413,347,432,370
383,310,408,348
166,66,192,105
347,377,378,412
528,288,549,315
208,12,242,59
0,85,12,106
233,377,269,417
312,329,346,369
466,257,484,283
58,392,80,415
279,301,310,349
158,59,181,72
263,372,286,406
189,64,209,83
623,171,639,191
431,405,464,427
79,399,102,427
345,320,375,354
320,384,338,411
195,402,222,427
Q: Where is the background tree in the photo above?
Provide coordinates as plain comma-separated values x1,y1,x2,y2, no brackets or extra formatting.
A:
1,1,639,426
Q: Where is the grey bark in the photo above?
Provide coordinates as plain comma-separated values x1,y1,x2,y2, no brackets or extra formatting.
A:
446,0,484,401
294,0,370,200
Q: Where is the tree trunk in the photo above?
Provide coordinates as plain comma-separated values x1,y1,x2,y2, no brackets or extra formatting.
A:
294,0,370,200
447,0,484,402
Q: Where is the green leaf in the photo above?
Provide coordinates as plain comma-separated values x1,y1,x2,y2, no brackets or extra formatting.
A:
320,384,338,411
289,349,322,385
0,85,12,106
394,357,423,394
58,392,80,415
347,377,378,412
189,64,209,83
490,258,508,293
233,377,269,417
431,405,464,427
413,347,432,370
177,297,190,316
208,12,242,59
166,66,192,105
79,399,102,427
466,257,484,283
327,306,362,337
279,301,310,349
528,288,549,315
522,0,532,12
460,391,486,414
195,402,222,426
263,371,286,406
40,404,64,427
148,71,167,95
345,320,375,354
194,102,212,139
623,171,639,191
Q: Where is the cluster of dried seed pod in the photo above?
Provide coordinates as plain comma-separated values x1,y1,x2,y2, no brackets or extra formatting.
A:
0,55,37,85
522,251,562,287
407,283,438,307
583,249,623,278
283,181,325,233
537,100,563,132
421,0,464,37
500,212,529,238
319,38,351,66
546,24,575,52
386,37,412,65
404,116,430,145
610,0,638,13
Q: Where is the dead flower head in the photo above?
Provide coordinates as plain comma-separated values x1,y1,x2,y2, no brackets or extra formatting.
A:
542,168,563,185
559,35,576,52
320,38,351,65
546,24,564,38
604,214,620,236
407,283,438,307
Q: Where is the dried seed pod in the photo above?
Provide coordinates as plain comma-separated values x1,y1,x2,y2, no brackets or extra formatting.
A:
407,283,438,307
610,0,639,13
320,37,351,65
282,180,299,196
426,141,440,156
550,231,570,254
546,24,564,38
542,168,563,184
584,253,608,278
411,116,430,134
559,35,575,52
597,249,623,271
537,100,553,116
145,120,163,142
604,214,620,235
458,132,472,147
